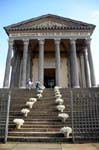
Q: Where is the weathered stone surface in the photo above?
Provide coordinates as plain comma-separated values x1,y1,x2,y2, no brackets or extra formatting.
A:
0,143,98,150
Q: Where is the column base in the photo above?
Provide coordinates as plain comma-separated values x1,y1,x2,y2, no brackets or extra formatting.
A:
3,86,9,89
91,85,97,88
20,86,27,89
73,85,80,88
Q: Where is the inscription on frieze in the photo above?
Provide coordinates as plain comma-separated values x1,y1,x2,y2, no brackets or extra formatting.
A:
10,32,91,38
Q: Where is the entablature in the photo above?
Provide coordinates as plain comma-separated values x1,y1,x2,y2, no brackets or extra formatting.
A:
9,31,91,40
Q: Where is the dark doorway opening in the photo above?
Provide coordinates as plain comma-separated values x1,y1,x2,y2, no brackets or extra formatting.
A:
44,69,56,88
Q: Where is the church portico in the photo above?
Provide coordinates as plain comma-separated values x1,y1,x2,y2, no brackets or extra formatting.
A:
3,14,96,88
2,14,99,144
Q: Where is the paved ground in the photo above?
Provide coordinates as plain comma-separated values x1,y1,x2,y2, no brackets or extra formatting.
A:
0,143,99,150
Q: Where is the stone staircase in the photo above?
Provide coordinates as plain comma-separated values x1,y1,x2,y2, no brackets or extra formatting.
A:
7,88,72,142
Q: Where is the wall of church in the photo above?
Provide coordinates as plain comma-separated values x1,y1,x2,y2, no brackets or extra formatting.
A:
32,56,68,87
32,58,38,85
60,57,68,87
44,57,55,68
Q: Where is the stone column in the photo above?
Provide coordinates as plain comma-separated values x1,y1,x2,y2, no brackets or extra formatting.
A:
15,52,21,87
55,39,61,86
27,50,31,81
67,57,71,88
19,56,23,88
86,39,96,86
10,50,17,88
83,48,91,87
70,39,79,88
30,51,33,81
3,39,14,88
38,39,44,84
21,39,29,88
79,53,86,87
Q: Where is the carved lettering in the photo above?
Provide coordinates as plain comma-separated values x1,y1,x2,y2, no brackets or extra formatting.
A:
10,31,91,39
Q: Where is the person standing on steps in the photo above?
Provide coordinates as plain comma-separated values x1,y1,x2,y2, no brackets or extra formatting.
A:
26,79,33,90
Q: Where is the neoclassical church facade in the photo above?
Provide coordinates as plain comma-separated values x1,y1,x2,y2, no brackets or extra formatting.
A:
3,14,96,88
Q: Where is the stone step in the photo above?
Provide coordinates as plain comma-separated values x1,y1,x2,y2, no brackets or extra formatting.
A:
9,118,63,121
8,124,69,128
9,127,62,132
9,115,71,118
9,124,65,128
9,112,59,115
17,118,63,123
9,111,71,115
10,97,56,102
9,108,71,113
10,103,57,107
8,88,72,142
2,114,69,119
7,136,72,142
8,131,65,137
10,99,56,104
9,121,69,125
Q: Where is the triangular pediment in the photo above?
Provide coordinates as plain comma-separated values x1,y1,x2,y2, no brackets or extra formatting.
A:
4,14,95,34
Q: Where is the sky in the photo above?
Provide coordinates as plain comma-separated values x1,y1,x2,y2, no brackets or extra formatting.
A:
0,0,99,87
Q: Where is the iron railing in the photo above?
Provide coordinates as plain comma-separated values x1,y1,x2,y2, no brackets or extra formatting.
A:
71,88,99,143
0,89,11,143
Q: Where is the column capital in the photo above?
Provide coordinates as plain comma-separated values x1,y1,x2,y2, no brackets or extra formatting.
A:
8,38,14,46
83,48,88,56
79,52,83,57
70,38,77,44
23,39,29,45
38,39,45,45
54,38,60,45
85,38,91,45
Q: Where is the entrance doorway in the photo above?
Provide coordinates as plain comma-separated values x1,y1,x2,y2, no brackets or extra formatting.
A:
44,69,56,88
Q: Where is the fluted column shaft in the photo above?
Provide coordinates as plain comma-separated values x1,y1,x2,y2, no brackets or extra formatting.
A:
19,57,23,87
38,40,44,84
83,48,91,87
10,50,16,88
3,39,13,88
70,39,79,88
55,39,61,86
86,39,96,86
27,50,31,81
10,50,18,88
21,39,29,88
79,53,86,87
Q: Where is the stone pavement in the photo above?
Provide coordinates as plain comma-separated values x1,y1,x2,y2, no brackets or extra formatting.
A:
0,143,99,150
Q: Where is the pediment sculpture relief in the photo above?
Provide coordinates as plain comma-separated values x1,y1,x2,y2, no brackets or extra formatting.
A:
32,21,66,28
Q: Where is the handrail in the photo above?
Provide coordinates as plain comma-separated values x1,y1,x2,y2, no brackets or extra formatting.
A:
4,90,11,143
70,90,74,143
